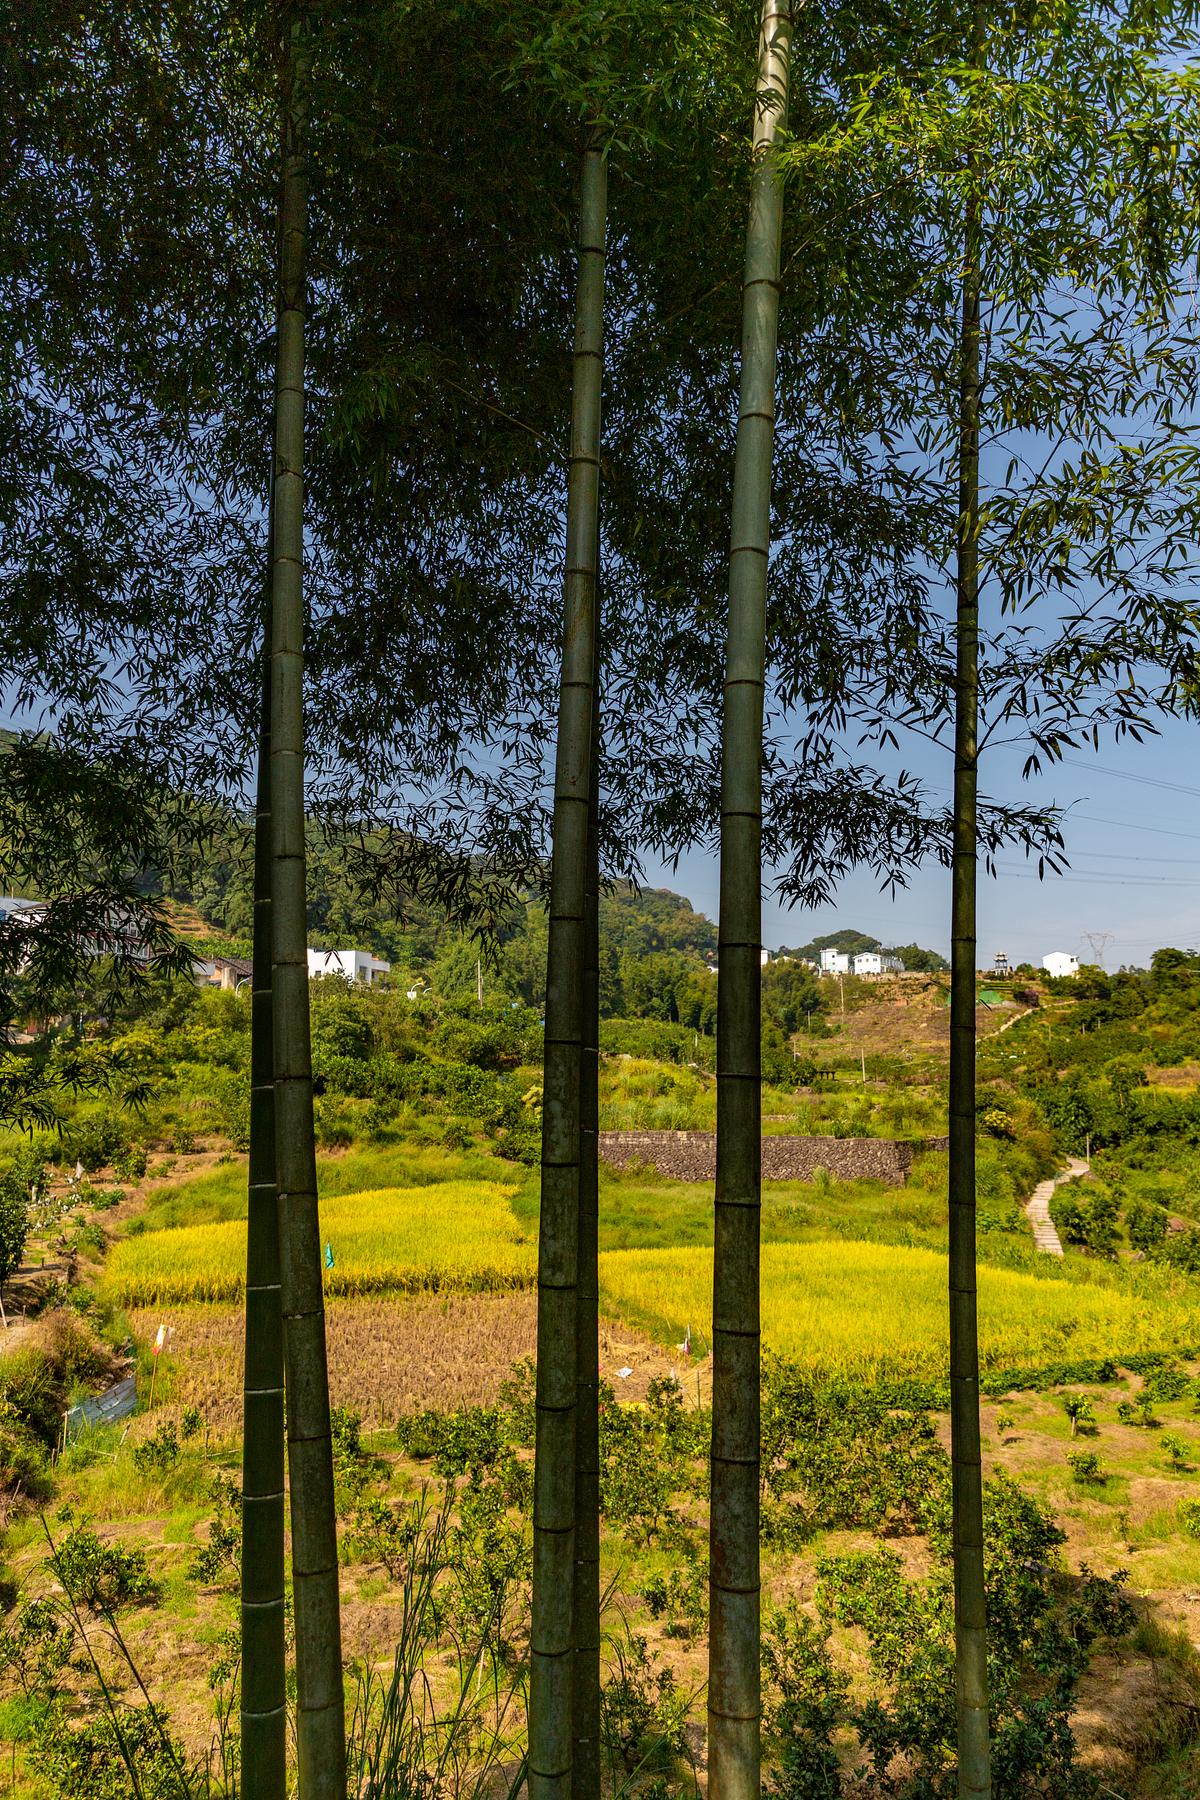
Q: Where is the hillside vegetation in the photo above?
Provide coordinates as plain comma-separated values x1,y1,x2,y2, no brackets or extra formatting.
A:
3,945,1200,1798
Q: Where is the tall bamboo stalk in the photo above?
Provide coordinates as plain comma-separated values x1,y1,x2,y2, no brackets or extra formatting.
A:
241,525,286,1798
709,8,791,1800
269,23,347,1797
572,561,602,1800
528,134,606,1800
948,6,991,1792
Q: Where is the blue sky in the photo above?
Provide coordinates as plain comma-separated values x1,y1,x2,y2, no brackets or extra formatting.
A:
642,710,1199,969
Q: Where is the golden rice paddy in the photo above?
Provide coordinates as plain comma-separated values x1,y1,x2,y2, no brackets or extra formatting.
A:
597,1241,1200,1382
104,1181,533,1304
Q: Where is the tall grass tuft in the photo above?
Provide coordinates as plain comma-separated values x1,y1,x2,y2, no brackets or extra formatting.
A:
346,1491,526,1800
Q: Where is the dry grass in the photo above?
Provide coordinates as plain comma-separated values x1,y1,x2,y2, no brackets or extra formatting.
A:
129,1296,683,1435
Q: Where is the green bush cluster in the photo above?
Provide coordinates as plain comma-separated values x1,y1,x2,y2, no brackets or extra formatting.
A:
49,1519,156,1612
762,1360,948,1543
763,1474,1135,1798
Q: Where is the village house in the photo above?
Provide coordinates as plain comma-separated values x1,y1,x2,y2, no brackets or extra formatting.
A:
194,954,253,992
852,951,903,977
306,947,391,985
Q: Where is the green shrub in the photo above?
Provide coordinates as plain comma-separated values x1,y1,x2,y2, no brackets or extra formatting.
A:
70,1220,107,1259
132,1422,180,1476
762,1601,848,1800
0,1597,73,1699
313,1096,356,1149
0,1402,50,1498
1067,1450,1103,1484
1178,1497,1200,1539
638,1550,707,1641
600,1627,689,1773
65,1114,130,1174
1145,1364,1192,1403
394,1409,443,1461
1125,1196,1169,1254
49,1523,156,1612
188,1475,241,1585
0,1313,119,1450
28,1699,188,1799
1117,1393,1158,1429
761,1361,947,1542
600,1018,715,1068
345,1495,421,1578
803,1474,1134,1798
111,1143,147,1183
1061,1394,1097,1437
1161,1433,1193,1472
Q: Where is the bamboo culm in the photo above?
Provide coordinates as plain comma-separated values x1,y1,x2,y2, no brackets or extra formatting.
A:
528,137,606,1800
709,10,792,1800
269,25,347,1798
572,553,602,1800
948,6,991,1793
240,516,287,1799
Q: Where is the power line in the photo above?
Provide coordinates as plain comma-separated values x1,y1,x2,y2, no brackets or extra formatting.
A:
1069,813,1200,843
994,866,1197,887
1069,849,1200,866
1059,755,1200,801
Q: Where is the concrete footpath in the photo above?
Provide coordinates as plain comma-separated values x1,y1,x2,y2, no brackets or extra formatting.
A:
1024,1155,1089,1257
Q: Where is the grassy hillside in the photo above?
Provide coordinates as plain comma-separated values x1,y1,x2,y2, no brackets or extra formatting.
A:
5,947,1200,1798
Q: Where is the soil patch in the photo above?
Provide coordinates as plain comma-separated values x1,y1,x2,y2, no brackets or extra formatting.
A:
129,1294,689,1435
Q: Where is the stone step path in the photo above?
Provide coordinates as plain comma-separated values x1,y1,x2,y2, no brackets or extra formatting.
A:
1024,1155,1089,1257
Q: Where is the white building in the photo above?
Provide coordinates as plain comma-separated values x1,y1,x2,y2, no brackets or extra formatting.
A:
853,951,902,977
0,895,44,925
820,948,852,975
306,947,391,985
1042,951,1079,979
704,949,773,972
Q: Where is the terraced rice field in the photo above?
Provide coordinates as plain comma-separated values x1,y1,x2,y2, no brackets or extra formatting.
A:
104,1181,533,1303
597,1241,1200,1382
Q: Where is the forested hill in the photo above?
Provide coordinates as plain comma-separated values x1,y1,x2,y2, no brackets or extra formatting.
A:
175,832,723,1015
175,829,955,1029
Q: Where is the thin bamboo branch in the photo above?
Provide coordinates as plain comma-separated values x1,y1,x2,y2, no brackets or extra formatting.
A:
269,19,346,1797
949,7,992,1794
241,505,287,1799
572,532,602,1800
709,9,792,1800
528,135,607,1800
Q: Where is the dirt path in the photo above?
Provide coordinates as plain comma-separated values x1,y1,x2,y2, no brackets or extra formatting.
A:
980,1005,1034,1042
1025,1156,1088,1257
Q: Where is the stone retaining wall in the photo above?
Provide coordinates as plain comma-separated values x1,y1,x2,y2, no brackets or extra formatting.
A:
598,1130,943,1186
